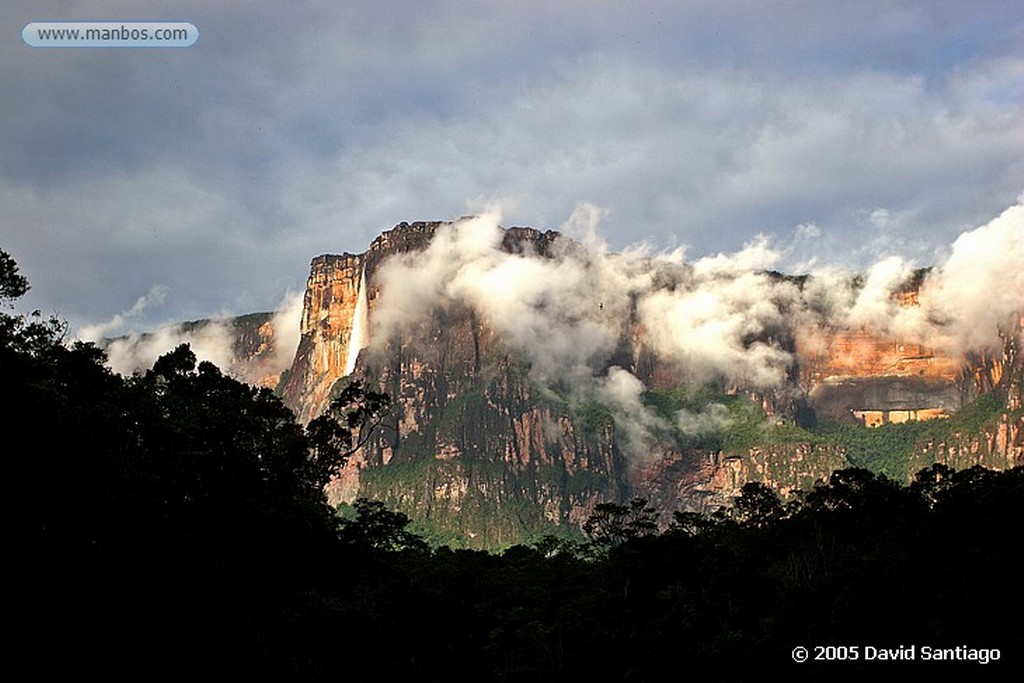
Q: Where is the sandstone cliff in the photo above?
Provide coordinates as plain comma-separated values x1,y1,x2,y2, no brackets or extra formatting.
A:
296,223,627,544
102,311,285,388
280,220,1022,546
280,253,368,422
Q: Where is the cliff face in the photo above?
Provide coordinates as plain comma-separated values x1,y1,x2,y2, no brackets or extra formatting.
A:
281,221,1023,546
909,414,1023,473
225,312,286,388
280,253,367,422
102,312,285,388
288,223,624,545
346,333,626,544
909,314,1024,473
798,330,962,425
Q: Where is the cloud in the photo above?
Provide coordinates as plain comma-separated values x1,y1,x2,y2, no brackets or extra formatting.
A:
91,288,304,385
844,256,917,331
919,202,1024,352
799,201,1024,356
77,285,168,342
102,320,236,378
793,222,821,241
1,1,1020,340
594,366,668,461
636,271,798,390
676,403,732,436
270,290,304,372
367,201,1023,459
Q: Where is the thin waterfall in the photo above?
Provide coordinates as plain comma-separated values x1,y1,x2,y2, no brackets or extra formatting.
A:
343,265,368,376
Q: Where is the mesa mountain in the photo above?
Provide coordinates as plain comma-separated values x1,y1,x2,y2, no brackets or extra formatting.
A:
110,216,1023,548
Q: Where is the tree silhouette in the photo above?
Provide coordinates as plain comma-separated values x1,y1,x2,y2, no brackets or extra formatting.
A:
731,481,784,527
306,379,391,492
0,248,29,301
583,497,659,549
1,247,400,676
338,498,428,552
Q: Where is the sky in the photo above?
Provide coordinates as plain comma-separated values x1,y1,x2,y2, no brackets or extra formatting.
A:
1,1,1022,337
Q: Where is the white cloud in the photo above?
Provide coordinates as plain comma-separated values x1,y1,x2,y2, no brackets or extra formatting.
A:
367,201,1023,459
1,0,1020,335
77,285,168,342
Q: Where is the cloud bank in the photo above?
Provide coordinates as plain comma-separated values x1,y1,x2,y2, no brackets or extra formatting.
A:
1,2,1020,334
81,289,303,386
369,202,1024,455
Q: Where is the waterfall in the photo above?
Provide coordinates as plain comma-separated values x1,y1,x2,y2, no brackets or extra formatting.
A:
343,265,368,376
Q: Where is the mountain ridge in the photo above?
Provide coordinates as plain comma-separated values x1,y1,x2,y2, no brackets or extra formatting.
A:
99,214,1024,547
278,216,1024,546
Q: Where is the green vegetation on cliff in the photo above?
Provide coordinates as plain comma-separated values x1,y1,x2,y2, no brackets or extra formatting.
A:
814,390,1011,482
357,372,1018,549
645,384,822,452
358,452,597,549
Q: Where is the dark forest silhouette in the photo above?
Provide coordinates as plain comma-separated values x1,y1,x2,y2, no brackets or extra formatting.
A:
4,248,1020,680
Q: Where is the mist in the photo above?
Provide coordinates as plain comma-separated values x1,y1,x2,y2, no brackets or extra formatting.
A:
370,201,1023,454
78,289,304,386
70,198,1022,458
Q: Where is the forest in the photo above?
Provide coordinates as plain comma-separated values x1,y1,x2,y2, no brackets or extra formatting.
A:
3,248,1020,681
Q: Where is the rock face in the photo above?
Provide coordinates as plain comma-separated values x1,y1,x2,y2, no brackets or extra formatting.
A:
102,312,285,388
281,253,368,423
281,221,1023,546
225,312,287,388
282,222,626,544
910,414,1023,473
798,329,964,425
909,314,1024,472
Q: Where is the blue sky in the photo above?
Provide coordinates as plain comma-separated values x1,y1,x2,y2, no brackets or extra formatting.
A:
1,1,1021,334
